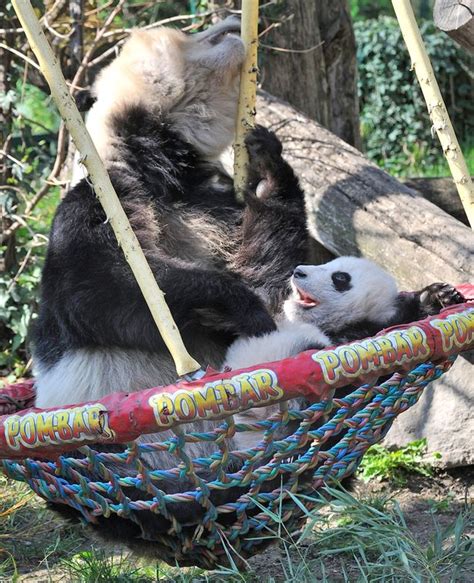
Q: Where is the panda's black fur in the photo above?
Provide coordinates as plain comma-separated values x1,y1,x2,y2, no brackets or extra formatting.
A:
33,16,309,411
35,111,281,367
33,118,307,394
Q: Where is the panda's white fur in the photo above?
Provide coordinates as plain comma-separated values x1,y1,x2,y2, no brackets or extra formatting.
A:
226,256,399,448
224,321,330,373
226,256,398,370
86,17,244,163
34,347,229,469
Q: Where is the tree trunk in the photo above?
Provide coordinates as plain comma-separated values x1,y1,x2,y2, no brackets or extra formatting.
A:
69,0,84,68
402,177,469,225
259,0,361,150
257,91,474,290
0,16,12,185
0,7,16,271
434,0,474,53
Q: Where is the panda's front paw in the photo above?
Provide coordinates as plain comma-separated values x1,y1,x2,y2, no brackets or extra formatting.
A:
243,125,303,205
419,282,465,314
245,125,283,162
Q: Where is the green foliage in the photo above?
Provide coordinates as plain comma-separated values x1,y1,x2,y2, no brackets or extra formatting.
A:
350,0,432,20
350,0,394,20
427,493,456,514
65,551,156,583
355,16,474,176
0,475,86,579
357,438,441,485
1,79,60,381
14,82,60,135
411,141,474,177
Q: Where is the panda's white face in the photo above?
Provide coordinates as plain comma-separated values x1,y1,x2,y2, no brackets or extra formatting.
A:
283,257,399,331
185,16,245,71
87,17,245,160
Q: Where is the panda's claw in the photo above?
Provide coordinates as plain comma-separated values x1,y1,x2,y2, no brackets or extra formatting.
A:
420,282,465,313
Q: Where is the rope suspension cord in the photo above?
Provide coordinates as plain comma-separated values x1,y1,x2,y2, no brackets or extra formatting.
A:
11,0,201,378
392,0,474,229
234,0,260,202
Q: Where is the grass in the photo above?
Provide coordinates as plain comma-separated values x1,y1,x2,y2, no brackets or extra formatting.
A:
412,142,474,177
0,475,87,580
0,472,472,582
0,474,208,582
65,551,158,582
293,487,474,583
356,438,440,485
428,493,457,514
374,140,474,179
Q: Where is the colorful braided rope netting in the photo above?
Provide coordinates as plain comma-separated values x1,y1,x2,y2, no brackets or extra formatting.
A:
0,302,472,568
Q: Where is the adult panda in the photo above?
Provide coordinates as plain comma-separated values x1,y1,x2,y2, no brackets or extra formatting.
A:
225,256,465,448
32,18,309,469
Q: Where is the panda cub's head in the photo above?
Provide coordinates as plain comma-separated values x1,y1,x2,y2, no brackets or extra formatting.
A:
283,257,399,333
87,16,245,160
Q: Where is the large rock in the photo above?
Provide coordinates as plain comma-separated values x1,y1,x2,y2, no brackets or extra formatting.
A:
383,352,474,467
257,92,474,467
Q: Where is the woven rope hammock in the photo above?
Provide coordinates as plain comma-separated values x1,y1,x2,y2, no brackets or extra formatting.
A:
1,301,473,567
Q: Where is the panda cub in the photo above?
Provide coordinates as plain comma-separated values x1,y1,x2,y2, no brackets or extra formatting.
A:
225,256,464,448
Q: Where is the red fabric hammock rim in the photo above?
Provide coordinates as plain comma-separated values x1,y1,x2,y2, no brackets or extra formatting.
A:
0,300,472,461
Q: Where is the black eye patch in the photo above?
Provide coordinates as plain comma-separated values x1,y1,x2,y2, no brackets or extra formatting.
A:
332,271,352,292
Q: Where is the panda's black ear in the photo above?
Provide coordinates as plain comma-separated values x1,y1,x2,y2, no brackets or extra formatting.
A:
75,89,96,112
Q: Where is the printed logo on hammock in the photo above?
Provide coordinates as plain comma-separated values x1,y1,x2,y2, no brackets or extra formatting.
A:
312,327,430,385
149,369,284,427
429,308,474,353
4,404,115,451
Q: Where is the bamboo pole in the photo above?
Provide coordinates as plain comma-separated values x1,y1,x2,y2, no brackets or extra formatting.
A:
234,0,259,202
12,0,201,377
392,0,474,229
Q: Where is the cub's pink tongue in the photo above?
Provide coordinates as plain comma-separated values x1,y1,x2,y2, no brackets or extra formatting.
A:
297,289,320,308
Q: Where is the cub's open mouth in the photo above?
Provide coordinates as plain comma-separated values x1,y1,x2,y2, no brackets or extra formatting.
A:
295,287,320,308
